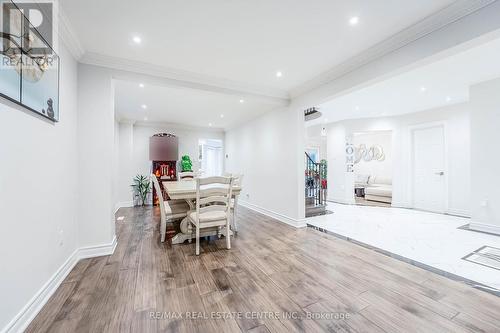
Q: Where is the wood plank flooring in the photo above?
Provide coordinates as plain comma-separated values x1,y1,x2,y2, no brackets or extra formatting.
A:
27,206,500,332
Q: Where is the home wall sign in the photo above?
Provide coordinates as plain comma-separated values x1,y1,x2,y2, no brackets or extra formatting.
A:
345,142,355,173
0,0,60,122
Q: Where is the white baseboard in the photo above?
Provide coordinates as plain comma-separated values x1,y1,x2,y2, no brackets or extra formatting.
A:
469,222,500,236
2,250,79,333
78,235,118,259
390,200,411,209
446,208,471,218
327,195,355,205
238,200,306,228
2,236,118,333
114,201,133,214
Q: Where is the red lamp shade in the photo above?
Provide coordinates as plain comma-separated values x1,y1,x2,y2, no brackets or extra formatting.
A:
149,135,179,161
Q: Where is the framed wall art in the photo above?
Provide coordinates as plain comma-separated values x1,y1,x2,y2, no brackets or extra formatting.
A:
1,0,60,121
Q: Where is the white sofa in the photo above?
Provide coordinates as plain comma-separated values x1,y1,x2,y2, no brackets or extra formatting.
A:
355,174,393,204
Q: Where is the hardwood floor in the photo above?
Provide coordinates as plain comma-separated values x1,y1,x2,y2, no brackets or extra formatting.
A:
27,206,500,333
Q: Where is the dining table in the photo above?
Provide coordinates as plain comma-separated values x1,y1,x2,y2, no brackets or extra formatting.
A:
162,179,242,245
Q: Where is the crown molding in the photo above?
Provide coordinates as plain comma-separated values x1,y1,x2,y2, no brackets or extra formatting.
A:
58,6,85,60
130,120,225,132
290,0,499,98
80,52,290,104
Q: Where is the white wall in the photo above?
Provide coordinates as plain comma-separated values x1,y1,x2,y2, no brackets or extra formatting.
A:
223,7,500,223
115,123,224,206
353,131,393,181
113,120,120,212
225,107,305,226
77,64,116,247
326,122,355,204
305,126,327,161
470,78,500,234
325,105,471,216
0,42,79,330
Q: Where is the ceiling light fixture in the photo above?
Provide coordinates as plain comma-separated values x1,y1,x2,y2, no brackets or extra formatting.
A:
276,71,283,78
208,123,212,127
446,96,452,102
239,99,245,103
139,83,144,88
141,104,147,109
349,16,359,26
132,36,142,44
420,86,427,92
355,106,360,111
220,114,224,118
144,117,148,121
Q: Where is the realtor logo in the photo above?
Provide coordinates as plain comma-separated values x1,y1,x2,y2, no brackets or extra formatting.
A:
1,0,54,55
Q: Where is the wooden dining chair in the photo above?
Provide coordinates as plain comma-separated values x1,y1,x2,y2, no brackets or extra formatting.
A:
188,176,234,255
178,171,197,181
151,175,190,242
223,173,244,233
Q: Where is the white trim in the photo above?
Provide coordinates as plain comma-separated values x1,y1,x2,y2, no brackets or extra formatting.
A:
469,222,500,235
446,208,472,218
78,236,118,260
1,250,79,333
132,120,225,133
327,195,355,206
238,200,306,228
58,6,85,60
81,52,290,103
290,0,498,97
114,201,134,214
2,236,117,333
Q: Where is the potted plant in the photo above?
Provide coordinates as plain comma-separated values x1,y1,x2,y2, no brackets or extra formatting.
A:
131,174,151,206
181,155,193,172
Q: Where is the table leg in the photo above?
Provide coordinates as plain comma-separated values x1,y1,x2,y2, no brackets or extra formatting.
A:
232,196,239,234
169,198,234,245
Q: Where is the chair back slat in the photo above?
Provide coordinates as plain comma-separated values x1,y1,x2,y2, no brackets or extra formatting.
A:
198,196,228,206
195,176,233,220
151,175,166,219
198,176,231,185
179,171,197,180
223,173,244,186
199,204,227,214
199,187,230,197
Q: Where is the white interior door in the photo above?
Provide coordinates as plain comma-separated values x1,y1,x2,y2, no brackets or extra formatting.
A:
202,145,223,176
412,125,446,213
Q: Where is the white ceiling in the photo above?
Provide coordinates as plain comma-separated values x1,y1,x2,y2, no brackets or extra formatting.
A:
308,36,500,127
114,80,276,129
62,0,454,93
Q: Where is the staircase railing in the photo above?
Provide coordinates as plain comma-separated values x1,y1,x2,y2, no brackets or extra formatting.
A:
305,152,326,206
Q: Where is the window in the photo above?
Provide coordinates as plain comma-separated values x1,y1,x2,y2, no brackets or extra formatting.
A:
198,139,224,176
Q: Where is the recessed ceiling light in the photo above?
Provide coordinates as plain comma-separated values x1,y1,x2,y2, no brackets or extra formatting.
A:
141,104,147,109
208,122,212,127
355,106,360,111
144,117,148,121
420,86,427,92
239,99,245,103
446,96,452,102
276,71,283,78
139,83,144,88
349,16,360,26
220,114,224,118
132,36,142,44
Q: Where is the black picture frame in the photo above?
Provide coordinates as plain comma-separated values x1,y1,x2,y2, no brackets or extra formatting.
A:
0,0,60,122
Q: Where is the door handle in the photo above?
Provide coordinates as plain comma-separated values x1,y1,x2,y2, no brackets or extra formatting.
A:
435,171,444,176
